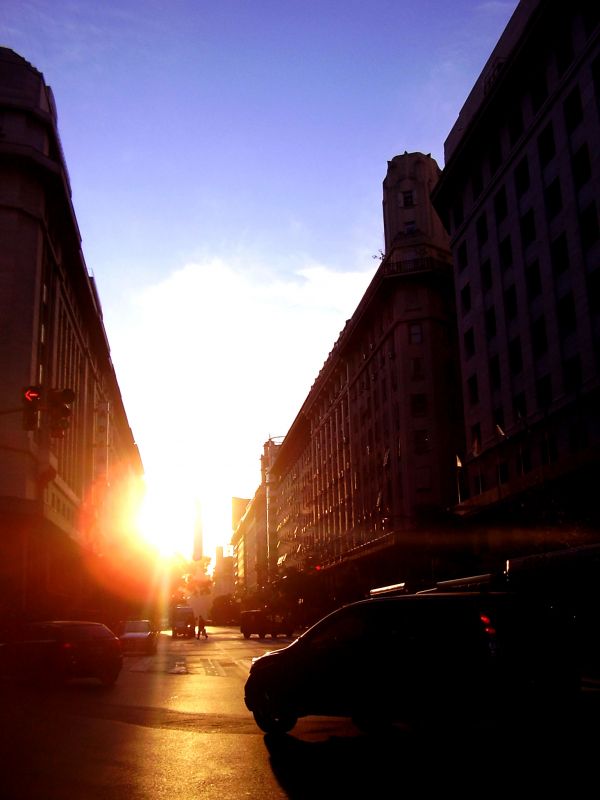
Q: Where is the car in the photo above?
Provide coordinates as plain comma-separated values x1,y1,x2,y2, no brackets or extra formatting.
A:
244,592,580,734
117,619,158,655
240,610,294,639
0,620,123,686
171,605,196,638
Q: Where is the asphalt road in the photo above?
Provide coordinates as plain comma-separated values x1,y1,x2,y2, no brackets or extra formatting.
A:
0,626,598,799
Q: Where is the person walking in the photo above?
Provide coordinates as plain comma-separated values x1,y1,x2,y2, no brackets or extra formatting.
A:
197,614,208,639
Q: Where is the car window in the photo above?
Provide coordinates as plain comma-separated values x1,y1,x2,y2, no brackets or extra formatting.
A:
307,606,370,651
65,624,114,641
123,621,150,633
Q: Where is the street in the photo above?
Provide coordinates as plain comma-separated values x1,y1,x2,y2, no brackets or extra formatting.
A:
0,626,598,799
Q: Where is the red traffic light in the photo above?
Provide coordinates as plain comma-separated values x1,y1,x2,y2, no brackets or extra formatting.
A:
22,385,42,430
23,386,42,403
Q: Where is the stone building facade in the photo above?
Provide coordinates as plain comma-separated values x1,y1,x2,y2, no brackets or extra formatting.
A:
0,49,143,621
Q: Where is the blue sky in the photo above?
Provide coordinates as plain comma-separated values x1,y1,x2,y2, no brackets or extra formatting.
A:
1,0,519,561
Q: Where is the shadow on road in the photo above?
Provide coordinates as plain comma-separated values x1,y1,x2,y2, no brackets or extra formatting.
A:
263,701,599,799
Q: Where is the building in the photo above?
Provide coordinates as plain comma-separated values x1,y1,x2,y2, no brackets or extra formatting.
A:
0,49,144,622
431,1,600,553
268,152,463,599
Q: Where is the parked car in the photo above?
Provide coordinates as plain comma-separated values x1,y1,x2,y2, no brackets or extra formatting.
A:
244,592,580,734
117,619,158,655
240,610,294,639
0,620,123,686
171,605,196,638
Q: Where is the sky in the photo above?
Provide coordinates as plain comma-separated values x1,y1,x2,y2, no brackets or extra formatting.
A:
1,0,519,565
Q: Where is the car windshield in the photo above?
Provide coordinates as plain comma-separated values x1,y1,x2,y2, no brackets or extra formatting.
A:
123,621,150,633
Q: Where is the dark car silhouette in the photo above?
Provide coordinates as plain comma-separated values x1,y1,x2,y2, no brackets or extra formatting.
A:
0,620,123,686
244,592,580,734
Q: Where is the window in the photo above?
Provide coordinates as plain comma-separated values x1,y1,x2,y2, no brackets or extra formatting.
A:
544,178,562,220
457,241,468,272
508,107,524,146
509,337,523,374
410,394,428,416
490,355,501,390
489,137,502,175
526,259,542,300
402,190,415,207
563,355,582,393
514,156,530,197
497,461,509,485
461,284,472,314
518,446,532,474
480,259,492,292
414,429,430,453
536,374,552,409
513,392,527,421
467,374,479,405
476,212,488,246
580,202,599,251
472,166,483,200
572,143,591,190
409,322,423,344
520,209,536,248
563,85,583,134
504,285,518,320
538,123,555,168
493,186,508,223
530,69,548,113
531,316,548,358
499,235,513,270
471,423,481,457
410,357,424,380
550,233,570,275
463,327,475,359
485,307,497,339
557,292,577,337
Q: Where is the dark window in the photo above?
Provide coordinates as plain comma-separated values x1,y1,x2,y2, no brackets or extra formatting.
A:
563,85,583,134
481,259,492,292
464,327,475,359
485,307,497,339
409,322,423,344
526,259,542,300
508,107,524,146
414,429,430,453
497,461,509,485
514,156,530,197
504,285,518,320
550,233,570,275
520,209,536,248
457,241,468,272
513,392,527,421
580,201,599,250
509,337,523,374
471,422,481,456
519,446,532,474
489,137,502,175
461,284,471,314
557,292,577,337
411,357,424,380
538,123,555,168
563,355,582,393
453,198,464,228
499,235,513,270
467,374,479,405
588,269,600,313
541,433,558,465
531,316,548,358
572,143,591,190
493,186,508,223
410,393,428,416
490,355,501,390
472,166,483,200
403,190,415,207
536,374,552,409
555,29,574,76
544,177,562,220
530,69,548,113
476,212,488,246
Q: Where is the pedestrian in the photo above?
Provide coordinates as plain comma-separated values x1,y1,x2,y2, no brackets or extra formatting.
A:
197,614,208,639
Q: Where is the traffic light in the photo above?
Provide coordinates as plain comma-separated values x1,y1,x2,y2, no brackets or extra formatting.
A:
48,388,75,437
22,385,42,430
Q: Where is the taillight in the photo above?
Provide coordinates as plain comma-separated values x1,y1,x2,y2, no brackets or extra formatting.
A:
62,642,74,650
480,613,496,636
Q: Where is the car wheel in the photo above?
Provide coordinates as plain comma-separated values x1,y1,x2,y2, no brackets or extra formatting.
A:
259,632,266,639
98,667,120,687
252,689,297,734
243,632,250,639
